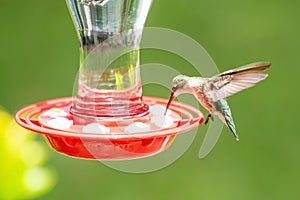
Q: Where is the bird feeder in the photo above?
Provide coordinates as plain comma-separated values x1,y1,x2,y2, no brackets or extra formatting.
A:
15,0,204,160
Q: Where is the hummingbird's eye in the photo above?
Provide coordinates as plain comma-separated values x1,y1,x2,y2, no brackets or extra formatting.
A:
172,86,177,92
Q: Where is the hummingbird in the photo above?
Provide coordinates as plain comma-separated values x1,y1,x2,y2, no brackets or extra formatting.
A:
165,62,271,141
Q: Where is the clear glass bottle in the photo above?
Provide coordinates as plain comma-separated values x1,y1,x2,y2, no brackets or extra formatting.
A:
67,0,152,118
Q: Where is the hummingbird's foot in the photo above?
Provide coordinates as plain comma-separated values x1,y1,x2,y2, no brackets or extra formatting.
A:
204,113,213,125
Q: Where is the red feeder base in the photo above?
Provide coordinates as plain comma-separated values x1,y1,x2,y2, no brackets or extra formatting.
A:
15,96,203,160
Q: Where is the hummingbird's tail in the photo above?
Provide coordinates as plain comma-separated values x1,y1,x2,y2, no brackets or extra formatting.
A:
224,114,239,141
215,99,239,141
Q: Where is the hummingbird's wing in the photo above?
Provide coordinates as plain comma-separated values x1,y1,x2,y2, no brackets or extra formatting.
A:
206,62,271,102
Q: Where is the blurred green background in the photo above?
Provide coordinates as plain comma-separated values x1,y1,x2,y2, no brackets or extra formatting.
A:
1,0,299,199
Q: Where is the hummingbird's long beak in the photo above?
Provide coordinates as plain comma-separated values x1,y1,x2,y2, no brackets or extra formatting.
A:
165,91,175,115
